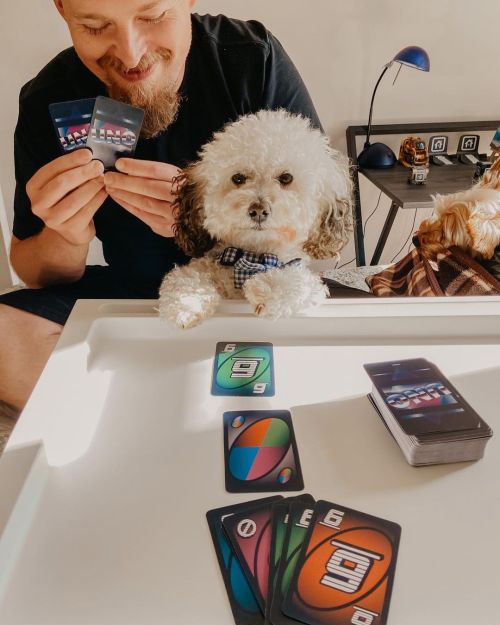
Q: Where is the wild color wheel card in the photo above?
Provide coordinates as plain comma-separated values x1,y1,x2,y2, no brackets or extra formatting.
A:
224,411,304,493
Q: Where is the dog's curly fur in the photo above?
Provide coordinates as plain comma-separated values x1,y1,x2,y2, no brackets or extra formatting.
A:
418,157,500,259
159,109,353,329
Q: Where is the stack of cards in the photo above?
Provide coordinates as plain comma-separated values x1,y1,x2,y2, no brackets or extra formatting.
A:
207,497,401,625
49,95,144,169
364,358,493,466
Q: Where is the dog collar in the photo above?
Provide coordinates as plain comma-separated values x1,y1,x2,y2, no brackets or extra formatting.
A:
218,246,302,289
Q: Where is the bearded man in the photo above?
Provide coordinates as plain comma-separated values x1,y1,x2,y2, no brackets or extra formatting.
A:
0,0,320,433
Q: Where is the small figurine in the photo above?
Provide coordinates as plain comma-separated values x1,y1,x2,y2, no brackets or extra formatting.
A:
408,165,428,185
399,136,429,168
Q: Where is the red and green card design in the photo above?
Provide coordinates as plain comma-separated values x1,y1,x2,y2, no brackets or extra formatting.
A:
282,500,401,625
222,498,278,613
207,497,282,625
224,411,304,493
212,342,275,397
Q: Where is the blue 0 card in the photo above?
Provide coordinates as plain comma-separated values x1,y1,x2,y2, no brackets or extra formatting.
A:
212,342,275,397
49,98,96,153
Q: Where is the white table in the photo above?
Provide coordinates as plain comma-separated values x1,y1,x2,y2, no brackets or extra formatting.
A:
0,298,499,625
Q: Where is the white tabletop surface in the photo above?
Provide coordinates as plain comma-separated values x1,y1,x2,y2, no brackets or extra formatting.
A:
0,297,499,625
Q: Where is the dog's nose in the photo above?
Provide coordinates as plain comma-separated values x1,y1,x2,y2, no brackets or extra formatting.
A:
248,202,270,224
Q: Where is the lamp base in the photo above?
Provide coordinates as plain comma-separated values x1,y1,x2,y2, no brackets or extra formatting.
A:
358,142,397,169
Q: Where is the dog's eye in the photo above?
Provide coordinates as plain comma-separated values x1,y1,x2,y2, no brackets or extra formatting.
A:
231,173,247,186
277,172,293,186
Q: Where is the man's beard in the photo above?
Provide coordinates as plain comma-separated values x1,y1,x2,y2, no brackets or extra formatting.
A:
98,49,181,139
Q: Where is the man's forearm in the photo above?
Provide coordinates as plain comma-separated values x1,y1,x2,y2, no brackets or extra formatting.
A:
10,229,89,288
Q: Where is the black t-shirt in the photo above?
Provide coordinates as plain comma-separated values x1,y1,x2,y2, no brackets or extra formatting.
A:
13,13,321,285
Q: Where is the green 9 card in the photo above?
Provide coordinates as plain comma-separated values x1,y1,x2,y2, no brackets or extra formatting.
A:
212,342,275,396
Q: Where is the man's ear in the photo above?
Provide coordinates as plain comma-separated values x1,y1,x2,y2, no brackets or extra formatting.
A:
188,0,197,10
53,0,66,19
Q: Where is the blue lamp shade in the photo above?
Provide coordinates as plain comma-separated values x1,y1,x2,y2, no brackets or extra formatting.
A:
357,45,430,169
393,46,430,71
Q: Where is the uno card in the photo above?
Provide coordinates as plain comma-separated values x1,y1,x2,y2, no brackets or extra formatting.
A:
49,98,95,153
212,342,275,397
282,500,401,625
223,410,304,493
269,499,316,625
85,95,144,170
222,498,279,613
207,497,282,625
266,502,291,623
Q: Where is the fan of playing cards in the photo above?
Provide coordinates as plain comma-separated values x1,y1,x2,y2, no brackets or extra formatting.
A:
207,496,401,625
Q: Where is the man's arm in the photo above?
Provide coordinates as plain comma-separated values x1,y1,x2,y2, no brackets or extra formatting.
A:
10,149,107,288
10,230,89,288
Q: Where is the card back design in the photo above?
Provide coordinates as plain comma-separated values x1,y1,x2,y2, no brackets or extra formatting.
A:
224,411,304,493
364,357,486,435
212,342,275,397
49,98,95,153
282,500,401,625
85,95,144,170
207,497,281,625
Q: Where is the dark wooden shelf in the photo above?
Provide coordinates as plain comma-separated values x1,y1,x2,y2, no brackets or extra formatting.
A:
360,162,476,210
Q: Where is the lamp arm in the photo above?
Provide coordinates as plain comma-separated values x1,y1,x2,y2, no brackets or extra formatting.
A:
364,62,392,148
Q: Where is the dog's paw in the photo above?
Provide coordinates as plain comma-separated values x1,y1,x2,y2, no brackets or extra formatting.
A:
172,310,206,330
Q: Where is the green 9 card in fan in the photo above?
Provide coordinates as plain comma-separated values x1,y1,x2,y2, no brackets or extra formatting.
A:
212,342,275,396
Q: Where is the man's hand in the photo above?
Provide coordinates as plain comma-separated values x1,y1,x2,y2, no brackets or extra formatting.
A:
104,158,181,237
27,149,107,246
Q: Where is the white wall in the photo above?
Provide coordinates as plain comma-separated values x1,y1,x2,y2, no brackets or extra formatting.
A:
1,0,500,286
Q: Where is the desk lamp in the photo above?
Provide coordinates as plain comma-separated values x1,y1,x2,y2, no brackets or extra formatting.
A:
357,46,430,169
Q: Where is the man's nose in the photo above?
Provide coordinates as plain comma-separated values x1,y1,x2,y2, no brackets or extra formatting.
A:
111,25,147,69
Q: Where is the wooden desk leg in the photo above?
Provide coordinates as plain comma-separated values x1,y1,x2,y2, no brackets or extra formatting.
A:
370,201,399,265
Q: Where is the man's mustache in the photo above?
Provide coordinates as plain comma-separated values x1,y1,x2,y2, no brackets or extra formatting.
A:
98,48,172,75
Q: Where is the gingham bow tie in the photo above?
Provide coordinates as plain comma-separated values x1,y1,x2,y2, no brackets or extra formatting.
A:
218,247,301,289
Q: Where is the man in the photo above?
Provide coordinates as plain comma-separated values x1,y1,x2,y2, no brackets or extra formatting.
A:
0,0,321,430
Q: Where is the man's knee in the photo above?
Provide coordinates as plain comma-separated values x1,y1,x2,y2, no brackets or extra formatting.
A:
0,304,63,411
0,303,63,341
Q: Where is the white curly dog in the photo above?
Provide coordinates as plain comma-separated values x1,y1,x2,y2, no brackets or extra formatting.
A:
158,109,353,329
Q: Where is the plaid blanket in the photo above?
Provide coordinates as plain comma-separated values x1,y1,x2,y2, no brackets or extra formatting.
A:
366,246,500,297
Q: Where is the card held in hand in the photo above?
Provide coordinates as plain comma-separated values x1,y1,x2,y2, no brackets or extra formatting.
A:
49,98,95,153
282,500,401,625
85,95,144,170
